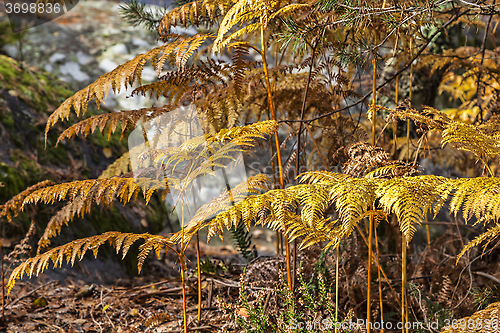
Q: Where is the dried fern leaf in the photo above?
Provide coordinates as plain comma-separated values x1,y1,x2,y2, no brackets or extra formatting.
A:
56,106,170,145
0,180,54,222
440,301,500,332
377,175,447,244
99,152,132,179
45,36,210,142
442,121,500,161
457,223,500,263
7,231,174,292
37,196,86,252
144,313,171,328
176,174,272,241
21,177,168,211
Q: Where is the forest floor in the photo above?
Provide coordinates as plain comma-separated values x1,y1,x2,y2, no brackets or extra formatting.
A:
2,227,500,333
0,242,243,333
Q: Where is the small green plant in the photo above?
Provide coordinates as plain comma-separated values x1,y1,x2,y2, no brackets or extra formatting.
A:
236,280,276,332
231,222,254,260
198,257,231,275
472,285,499,311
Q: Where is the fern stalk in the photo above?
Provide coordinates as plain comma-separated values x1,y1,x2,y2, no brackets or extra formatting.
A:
293,43,317,291
180,205,188,333
334,244,340,333
196,232,202,322
260,17,291,291
375,226,384,333
367,34,378,333
393,74,399,158
192,188,202,323
367,212,374,333
406,39,413,164
402,235,408,333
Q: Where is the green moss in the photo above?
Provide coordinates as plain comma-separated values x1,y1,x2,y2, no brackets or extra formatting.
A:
0,55,73,111
0,162,26,199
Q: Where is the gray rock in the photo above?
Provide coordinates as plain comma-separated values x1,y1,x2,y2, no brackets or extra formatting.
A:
59,61,89,82
76,51,93,65
49,52,66,63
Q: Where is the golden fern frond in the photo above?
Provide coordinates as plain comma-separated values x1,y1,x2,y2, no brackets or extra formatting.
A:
56,107,170,145
298,172,371,247
37,196,86,252
444,177,500,223
175,174,270,241
209,120,278,142
213,0,311,53
144,313,171,328
457,223,500,263
389,106,500,164
22,177,168,211
177,33,215,70
298,170,350,184
377,175,448,243
7,231,174,292
0,180,54,222
181,183,298,242
440,302,500,333
99,152,132,179
388,106,451,132
327,177,377,247
286,215,338,249
139,121,278,173
297,184,330,227
157,0,233,34
45,37,202,141
442,121,500,161
364,163,420,179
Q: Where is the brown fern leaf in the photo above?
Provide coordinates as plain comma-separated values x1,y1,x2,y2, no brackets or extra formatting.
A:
228,42,251,98
175,174,274,242
99,152,132,179
440,301,500,333
45,37,209,142
387,105,451,132
457,223,500,263
144,313,171,328
56,106,170,145
7,231,174,292
442,121,500,162
0,180,54,222
377,175,448,243
157,0,233,35
37,197,85,252
21,177,167,212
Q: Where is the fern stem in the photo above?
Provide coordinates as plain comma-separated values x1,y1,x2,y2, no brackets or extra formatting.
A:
191,188,202,323
196,231,202,322
334,244,340,333
181,205,188,333
367,210,374,333
402,235,408,333
484,159,494,177
372,36,378,147
375,226,384,333
355,225,401,308
425,215,431,246
260,17,291,291
393,75,399,159
406,39,413,163
369,41,378,331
